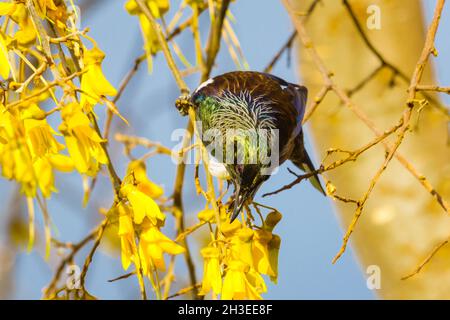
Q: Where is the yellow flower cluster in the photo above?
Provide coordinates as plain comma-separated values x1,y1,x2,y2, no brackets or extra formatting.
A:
0,0,283,301
117,160,185,282
198,208,282,300
0,98,73,198
0,0,119,256
0,46,116,194
0,1,37,50
0,0,74,201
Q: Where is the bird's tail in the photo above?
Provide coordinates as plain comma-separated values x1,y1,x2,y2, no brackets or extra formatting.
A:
291,141,326,195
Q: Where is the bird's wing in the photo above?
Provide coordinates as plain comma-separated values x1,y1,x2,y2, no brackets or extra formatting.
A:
262,74,324,195
261,73,307,136
291,132,326,195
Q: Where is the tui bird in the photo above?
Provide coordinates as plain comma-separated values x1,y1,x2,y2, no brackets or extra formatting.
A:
176,71,325,222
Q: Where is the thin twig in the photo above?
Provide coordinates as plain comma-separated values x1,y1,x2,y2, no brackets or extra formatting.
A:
416,85,450,94
43,221,102,298
79,218,109,289
165,283,202,300
264,121,403,197
263,0,321,73
401,236,450,280
108,271,136,283
136,0,189,94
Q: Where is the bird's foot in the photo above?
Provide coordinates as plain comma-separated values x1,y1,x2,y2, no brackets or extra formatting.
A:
175,93,193,116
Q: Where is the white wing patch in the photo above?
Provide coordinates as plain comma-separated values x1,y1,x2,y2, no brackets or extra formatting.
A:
195,78,214,93
207,155,230,180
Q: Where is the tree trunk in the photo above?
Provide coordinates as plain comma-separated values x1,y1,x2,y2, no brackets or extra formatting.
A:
293,0,450,299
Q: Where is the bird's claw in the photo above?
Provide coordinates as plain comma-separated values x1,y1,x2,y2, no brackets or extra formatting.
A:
175,93,192,116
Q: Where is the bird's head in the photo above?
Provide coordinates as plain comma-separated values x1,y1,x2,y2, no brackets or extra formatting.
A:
228,163,269,222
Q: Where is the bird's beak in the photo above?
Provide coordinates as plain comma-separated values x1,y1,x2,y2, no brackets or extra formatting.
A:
230,185,246,223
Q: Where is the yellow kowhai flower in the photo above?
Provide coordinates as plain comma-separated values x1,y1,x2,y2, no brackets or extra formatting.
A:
120,183,165,225
14,17,37,47
0,2,36,46
32,156,57,197
24,118,64,160
0,104,72,197
0,31,10,79
0,138,55,197
117,203,139,270
125,0,169,19
80,47,117,112
139,14,159,50
4,144,35,196
138,14,159,72
46,3,69,30
47,153,74,173
221,260,266,300
220,216,242,237
264,210,282,232
120,160,165,224
0,107,35,196
186,0,205,6
125,160,164,199
138,219,185,273
228,227,254,268
252,229,276,278
0,127,7,144
0,1,16,16
268,234,281,283
197,208,216,223
200,246,222,296
0,104,11,134
19,101,47,120
21,124,70,197
59,103,108,175
125,0,169,72
0,0,23,25
36,0,58,16
255,211,283,282
245,267,268,297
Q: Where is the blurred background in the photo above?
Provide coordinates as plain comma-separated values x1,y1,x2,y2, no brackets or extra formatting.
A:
0,0,448,299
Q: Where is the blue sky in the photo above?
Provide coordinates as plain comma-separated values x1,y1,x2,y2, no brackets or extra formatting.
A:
1,0,447,299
